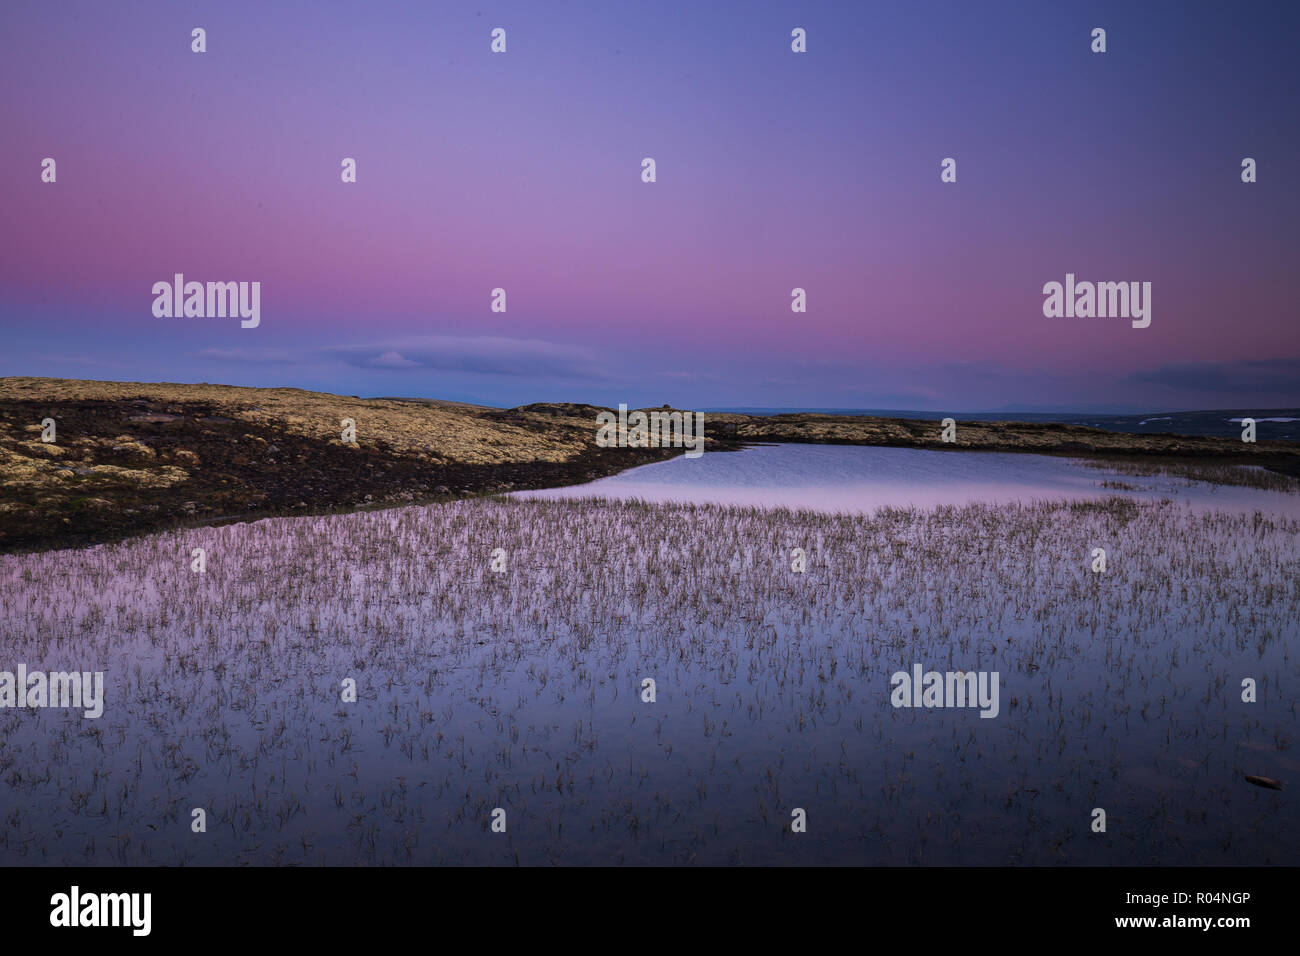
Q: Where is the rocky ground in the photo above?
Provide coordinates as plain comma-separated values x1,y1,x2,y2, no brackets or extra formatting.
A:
0,379,716,552
2,378,1297,552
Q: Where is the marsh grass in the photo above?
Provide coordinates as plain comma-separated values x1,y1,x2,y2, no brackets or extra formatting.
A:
1082,457,1300,494
0,495,1295,864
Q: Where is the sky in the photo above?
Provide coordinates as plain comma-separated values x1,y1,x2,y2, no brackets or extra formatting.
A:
1,0,1297,412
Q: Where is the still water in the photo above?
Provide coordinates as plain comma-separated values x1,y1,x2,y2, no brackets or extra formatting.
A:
516,443,1300,516
0,448,1295,865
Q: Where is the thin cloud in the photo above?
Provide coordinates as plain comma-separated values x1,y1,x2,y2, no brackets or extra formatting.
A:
1128,358,1300,395
323,335,614,381
367,350,420,369
193,347,303,365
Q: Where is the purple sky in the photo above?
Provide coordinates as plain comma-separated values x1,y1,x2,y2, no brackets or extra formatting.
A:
2,0,1297,411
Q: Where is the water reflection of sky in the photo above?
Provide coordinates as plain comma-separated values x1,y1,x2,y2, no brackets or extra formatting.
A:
516,444,1300,516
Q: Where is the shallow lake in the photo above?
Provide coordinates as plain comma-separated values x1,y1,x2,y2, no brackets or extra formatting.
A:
516,443,1300,516
2,447,1296,866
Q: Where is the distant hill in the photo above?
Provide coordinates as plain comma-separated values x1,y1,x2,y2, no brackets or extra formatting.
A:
708,407,1300,441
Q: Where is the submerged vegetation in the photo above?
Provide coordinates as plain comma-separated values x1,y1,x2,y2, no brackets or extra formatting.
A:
1082,457,1300,494
0,495,1294,865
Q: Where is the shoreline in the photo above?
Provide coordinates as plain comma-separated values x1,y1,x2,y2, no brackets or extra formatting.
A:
3,377,1297,554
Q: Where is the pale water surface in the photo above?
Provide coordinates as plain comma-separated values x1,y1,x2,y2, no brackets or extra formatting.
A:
516,444,1300,516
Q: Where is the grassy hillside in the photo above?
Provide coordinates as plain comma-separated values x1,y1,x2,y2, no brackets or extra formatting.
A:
0,379,699,551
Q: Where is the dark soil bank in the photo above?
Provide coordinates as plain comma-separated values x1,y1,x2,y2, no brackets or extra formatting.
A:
0,397,722,553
